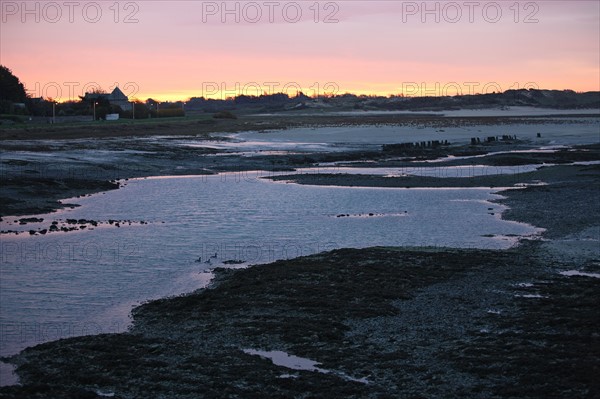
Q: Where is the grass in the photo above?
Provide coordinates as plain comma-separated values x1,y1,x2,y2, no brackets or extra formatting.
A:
0,113,215,130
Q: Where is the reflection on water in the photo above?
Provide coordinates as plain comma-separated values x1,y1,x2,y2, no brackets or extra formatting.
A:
0,173,542,364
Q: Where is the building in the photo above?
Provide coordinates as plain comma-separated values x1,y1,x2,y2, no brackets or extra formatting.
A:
83,87,131,111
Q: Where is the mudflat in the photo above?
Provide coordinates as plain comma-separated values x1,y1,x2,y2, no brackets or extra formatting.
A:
0,115,598,398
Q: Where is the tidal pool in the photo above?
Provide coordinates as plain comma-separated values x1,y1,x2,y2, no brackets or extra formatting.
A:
0,172,542,372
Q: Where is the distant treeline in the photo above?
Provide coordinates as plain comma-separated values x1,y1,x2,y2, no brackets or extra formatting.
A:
2,61,598,119
184,89,600,113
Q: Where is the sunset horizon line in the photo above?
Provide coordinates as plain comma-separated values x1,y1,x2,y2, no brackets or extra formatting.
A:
25,85,600,104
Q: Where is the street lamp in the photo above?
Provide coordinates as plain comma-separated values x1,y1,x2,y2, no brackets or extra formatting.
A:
156,101,160,118
52,101,56,124
131,101,135,120
93,101,98,121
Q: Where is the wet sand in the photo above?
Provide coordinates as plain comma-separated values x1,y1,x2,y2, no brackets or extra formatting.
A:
2,112,596,141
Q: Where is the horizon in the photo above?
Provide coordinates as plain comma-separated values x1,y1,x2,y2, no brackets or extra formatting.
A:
2,1,599,102
15,83,600,105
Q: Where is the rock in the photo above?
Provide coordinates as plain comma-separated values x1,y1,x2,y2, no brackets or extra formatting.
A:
19,217,44,224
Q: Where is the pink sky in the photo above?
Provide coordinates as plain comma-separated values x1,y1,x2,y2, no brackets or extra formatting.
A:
2,1,599,101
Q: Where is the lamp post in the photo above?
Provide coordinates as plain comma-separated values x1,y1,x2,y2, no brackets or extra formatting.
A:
93,101,98,121
52,101,56,124
156,101,160,118
131,101,135,120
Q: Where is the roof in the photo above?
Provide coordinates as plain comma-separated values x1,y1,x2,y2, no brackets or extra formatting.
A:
83,87,129,102
108,87,128,101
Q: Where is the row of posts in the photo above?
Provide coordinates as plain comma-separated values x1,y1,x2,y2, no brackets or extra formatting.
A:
391,140,449,149
470,135,517,145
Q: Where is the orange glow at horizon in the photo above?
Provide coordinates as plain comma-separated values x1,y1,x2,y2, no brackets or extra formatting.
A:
44,81,598,104
3,1,598,104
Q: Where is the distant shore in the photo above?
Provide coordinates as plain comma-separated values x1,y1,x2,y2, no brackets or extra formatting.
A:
2,111,598,140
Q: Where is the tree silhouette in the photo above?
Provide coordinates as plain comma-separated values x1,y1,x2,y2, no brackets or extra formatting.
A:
0,65,27,102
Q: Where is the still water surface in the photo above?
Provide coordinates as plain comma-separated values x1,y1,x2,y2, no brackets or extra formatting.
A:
0,172,541,363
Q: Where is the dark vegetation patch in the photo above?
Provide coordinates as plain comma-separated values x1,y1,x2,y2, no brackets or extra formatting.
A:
0,177,118,217
448,273,600,399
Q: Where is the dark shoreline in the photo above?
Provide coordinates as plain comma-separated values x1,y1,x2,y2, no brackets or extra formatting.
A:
1,118,599,398
2,113,597,141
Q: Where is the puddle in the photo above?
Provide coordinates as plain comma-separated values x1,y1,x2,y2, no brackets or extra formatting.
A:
243,349,369,384
559,270,600,279
0,361,19,387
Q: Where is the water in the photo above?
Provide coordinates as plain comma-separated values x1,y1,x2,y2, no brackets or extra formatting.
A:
233,119,600,147
1,119,596,386
283,165,543,178
0,172,543,365
243,349,370,384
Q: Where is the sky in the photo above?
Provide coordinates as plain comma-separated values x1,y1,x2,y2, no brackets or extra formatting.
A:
1,0,599,102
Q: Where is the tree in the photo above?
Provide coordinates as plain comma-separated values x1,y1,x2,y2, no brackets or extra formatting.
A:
121,101,149,119
0,65,27,103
